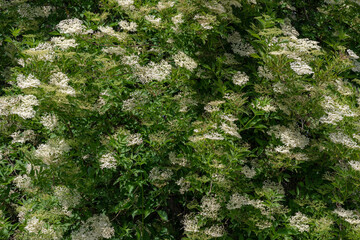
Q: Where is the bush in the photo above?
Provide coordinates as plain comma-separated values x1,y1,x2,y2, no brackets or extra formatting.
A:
1,0,360,239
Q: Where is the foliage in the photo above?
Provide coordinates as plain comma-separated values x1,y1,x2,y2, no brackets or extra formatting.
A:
1,0,360,239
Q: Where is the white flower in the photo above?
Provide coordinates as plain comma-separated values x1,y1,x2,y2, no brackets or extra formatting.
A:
49,72,76,96
34,139,70,165
289,212,310,233
118,20,137,32
56,18,93,35
16,74,40,89
173,51,197,71
71,214,115,240
232,71,249,86
41,113,58,131
347,49,359,59
99,153,117,169
329,132,359,149
145,15,162,26
290,61,314,75
51,37,78,50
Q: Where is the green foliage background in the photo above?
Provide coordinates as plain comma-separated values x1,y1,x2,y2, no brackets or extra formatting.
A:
1,0,360,239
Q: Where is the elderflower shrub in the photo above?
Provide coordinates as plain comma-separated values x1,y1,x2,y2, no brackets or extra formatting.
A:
1,0,360,239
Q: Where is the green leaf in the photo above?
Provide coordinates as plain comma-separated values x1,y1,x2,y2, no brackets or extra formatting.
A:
157,210,168,221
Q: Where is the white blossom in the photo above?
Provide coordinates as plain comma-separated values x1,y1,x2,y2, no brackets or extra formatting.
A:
290,61,314,75
56,18,93,35
51,37,78,50
289,212,310,233
99,153,117,169
16,74,40,89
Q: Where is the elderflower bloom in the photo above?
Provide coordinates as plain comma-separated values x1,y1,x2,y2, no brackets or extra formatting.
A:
173,51,197,71
232,71,249,86
329,132,359,149
289,212,310,232
51,37,78,50
41,113,58,131
16,74,40,89
204,225,226,238
118,20,137,32
71,214,115,240
290,61,314,75
145,15,162,27
268,125,309,149
56,18,93,35
49,72,76,96
200,195,221,219
99,153,117,169
349,161,360,171
34,139,70,165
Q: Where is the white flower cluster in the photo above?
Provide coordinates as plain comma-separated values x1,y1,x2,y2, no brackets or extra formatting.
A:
252,96,277,112
319,96,356,125
122,90,148,111
13,174,32,190
290,61,314,75
329,132,359,149
149,167,173,187
16,74,40,89
99,26,126,41
194,14,217,30
25,216,45,233
145,15,162,27
232,71,249,86
54,186,81,210
176,177,190,194
25,42,55,62
99,153,117,169
205,1,226,14
118,20,137,32
173,51,198,72
204,225,226,238
116,0,134,9
268,125,309,149
220,122,241,138
347,49,359,59
226,193,268,215
122,55,172,83
200,195,221,219
182,214,200,233
189,131,224,142
333,207,360,226
126,133,143,146
204,100,224,113
289,212,310,233
169,152,188,167
227,32,256,57
262,180,285,196
349,161,360,171
335,79,353,96
258,66,274,80
157,0,175,10
242,165,256,178
136,60,172,83
10,130,35,144
49,72,76,96
102,46,125,55
17,4,54,19
40,113,58,131
171,13,184,28
71,214,115,240
34,138,70,165
51,37,78,50
0,95,39,119
56,18,93,35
